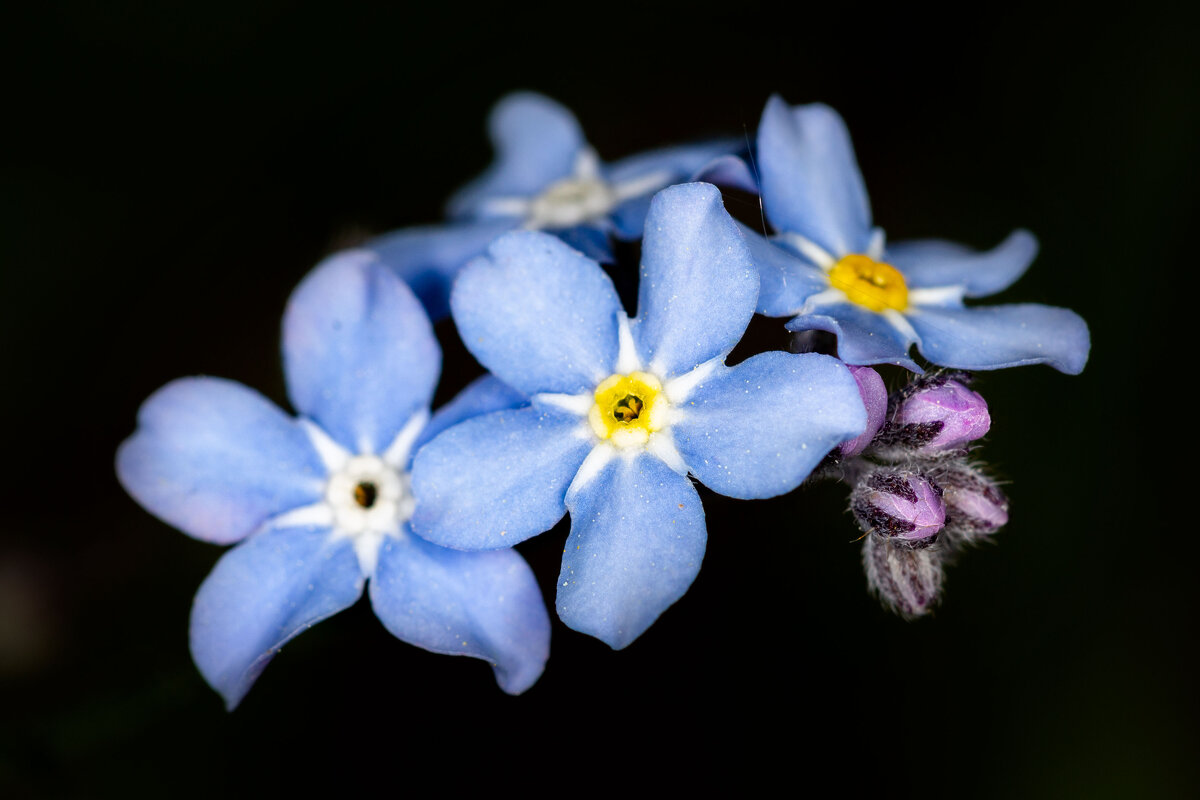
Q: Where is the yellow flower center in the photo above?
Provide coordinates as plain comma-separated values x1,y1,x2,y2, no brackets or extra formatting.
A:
588,372,668,447
828,254,909,312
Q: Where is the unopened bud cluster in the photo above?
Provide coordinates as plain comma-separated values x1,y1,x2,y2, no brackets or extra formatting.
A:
821,367,1010,619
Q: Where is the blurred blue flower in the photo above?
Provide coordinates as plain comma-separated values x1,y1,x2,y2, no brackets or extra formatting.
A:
742,96,1089,374
410,183,866,649
369,92,740,318
116,252,548,708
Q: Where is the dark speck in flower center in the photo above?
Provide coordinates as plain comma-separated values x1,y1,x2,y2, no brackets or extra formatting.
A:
354,482,378,509
613,394,644,422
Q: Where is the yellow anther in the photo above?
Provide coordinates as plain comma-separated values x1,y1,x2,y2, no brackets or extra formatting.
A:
828,254,909,312
588,372,666,446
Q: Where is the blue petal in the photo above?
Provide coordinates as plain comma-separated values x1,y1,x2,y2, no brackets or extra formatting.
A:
369,531,550,695
757,96,872,256
887,230,1038,297
609,195,653,240
451,231,622,395
410,407,593,550
283,251,441,455
414,375,529,460
673,352,867,499
737,221,829,317
189,526,364,709
553,223,615,263
447,92,585,219
116,378,325,545
907,303,1090,374
606,138,743,188
693,154,759,194
367,218,516,320
558,453,706,649
632,183,758,377
786,303,923,372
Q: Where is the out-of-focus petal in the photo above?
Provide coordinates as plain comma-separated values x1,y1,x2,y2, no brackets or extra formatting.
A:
283,251,440,456
737,221,829,317
447,92,585,219
367,218,516,320
693,154,759,194
451,231,622,395
117,378,325,545
887,230,1038,298
410,407,593,550
553,223,615,263
189,526,364,709
369,531,550,695
633,183,757,377
907,304,1090,374
786,303,923,372
558,453,706,649
673,352,866,498
606,138,742,187
757,96,873,256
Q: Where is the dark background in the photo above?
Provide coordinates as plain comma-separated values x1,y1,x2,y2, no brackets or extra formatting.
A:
2,3,1192,796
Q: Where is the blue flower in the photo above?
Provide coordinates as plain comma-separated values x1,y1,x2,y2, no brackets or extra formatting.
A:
409,183,867,649
116,252,549,708
741,96,1090,374
369,92,740,319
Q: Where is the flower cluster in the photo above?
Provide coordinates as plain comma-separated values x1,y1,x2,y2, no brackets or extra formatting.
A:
116,92,1089,707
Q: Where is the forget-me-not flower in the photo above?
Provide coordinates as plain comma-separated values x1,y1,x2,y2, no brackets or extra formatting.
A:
369,92,740,318
409,183,867,649
741,96,1090,374
116,252,550,708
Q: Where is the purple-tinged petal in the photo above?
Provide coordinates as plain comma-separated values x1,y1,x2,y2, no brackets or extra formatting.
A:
907,303,1090,374
117,378,325,545
757,96,872,256
852,470,945,549
887,230,1038,297
558,453,706,649
451,231,622,395
786,303,922,372
414,375,529,460
189,526,364,709
410,407,593,550
283,251,441,455
673,352,866,499
840,366,888,458
892,379,990,452
367,218,516,321
369,530,550,695
737,221,829,317
633,183,757,377
447,92,585,220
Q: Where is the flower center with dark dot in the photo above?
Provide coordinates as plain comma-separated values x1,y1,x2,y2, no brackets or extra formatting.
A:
828,254,909,312
613,394,644,422
354,481,378,509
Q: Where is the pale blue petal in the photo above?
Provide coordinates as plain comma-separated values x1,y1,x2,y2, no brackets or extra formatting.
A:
415,375,529,459
673,352,867,499
757,96,872,256
558,453,706,649
283,251,441,455
553,223,615,262
786,303,923,372
189,526,364,710
693,154,759,194
116,378,325,545
451,231,622,395
633,183,758,377
908,303,1090,374
410,407,593,550
605,138,742,187
367,218,516,320
369,531,550,695
737,221,829,317
447,92,585,219
609,196,654,239
887,230,1038,297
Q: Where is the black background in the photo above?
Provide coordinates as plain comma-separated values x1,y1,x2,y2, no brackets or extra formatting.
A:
2,3,1192,796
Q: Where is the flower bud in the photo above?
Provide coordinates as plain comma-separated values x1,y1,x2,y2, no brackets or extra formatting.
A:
889,377,990,453
839,366,887,458
863,534,944,619
936,463,1009,540
851,469,945,549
